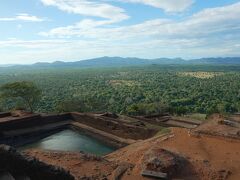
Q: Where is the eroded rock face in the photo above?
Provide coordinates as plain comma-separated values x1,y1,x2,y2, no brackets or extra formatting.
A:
100,112,118,119
0,144,74,180
0,172,15,180
142,148,188,179
112,162,134,180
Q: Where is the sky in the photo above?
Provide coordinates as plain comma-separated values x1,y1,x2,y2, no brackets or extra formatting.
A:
0,0,240,64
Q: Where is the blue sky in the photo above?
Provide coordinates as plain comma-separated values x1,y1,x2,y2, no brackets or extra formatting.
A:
0,0,240,64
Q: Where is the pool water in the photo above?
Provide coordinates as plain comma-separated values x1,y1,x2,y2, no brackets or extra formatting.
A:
20,129,116,156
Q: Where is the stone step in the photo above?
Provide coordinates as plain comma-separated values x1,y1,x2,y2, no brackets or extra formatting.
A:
141,170,167,179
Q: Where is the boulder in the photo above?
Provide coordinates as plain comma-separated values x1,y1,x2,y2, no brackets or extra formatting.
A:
112,162,133,180
142,148,187,179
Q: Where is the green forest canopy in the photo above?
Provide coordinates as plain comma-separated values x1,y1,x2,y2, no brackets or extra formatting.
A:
0,65,239,115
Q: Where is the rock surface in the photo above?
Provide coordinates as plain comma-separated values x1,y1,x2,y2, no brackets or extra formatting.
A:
0,144,74,180
112,162,134,180
0,172,15,180
142,148,187,179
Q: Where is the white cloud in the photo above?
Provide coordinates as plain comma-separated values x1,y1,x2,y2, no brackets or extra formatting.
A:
120,0,194,12
0,13,45,22
16,13,45,22
1,2,240,63
0,36,239,64
41,0,129,22
34,2,239,60
40,2,240,40
0,39,71,49
38,18,121,37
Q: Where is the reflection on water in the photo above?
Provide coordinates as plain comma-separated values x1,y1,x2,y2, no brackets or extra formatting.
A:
21,129,115,156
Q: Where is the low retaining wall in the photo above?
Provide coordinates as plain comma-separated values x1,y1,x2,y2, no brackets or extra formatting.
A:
0,113,71,131
0,126,68,148
71,113,156,140
0,112,11,118
0,112,157,150
0,113,72,147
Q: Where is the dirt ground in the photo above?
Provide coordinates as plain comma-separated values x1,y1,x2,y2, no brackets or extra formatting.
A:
193,114,240,139
25,127,240,180
24,150,116,179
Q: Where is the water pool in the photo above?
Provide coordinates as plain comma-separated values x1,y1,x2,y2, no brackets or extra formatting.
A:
20,129,116,156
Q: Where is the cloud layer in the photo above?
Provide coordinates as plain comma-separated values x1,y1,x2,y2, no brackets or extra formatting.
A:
40,2,240,41
121,0,194,12
41,0,129,22
0,1,240,64
0,13,45,22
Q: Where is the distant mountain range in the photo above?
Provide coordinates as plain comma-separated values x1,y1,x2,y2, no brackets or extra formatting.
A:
0,64,19,67
1,57,240,69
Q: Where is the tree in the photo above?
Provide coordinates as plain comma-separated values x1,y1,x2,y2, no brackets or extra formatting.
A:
126,102,169,116
0,81,41,112
56,99,86,113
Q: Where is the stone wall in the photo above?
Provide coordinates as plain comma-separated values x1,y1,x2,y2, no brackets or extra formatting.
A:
0,112,157,148
71,113,156,140
0,113,70,131
0,112,11,118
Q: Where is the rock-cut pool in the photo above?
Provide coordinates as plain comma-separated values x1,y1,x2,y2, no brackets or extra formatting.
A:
20,129,116,156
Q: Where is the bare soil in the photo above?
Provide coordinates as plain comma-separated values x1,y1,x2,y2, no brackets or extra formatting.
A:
25,127,240,180
2,112,240,179
193,114,240,139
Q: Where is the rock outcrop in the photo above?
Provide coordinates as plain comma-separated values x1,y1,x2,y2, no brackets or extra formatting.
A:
0,144,74,180
141,148,188,179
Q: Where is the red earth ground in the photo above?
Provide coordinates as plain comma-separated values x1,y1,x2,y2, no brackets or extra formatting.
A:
25,126,240,180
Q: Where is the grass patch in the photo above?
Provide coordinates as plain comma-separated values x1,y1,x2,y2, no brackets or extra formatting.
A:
174,113,207,122
178,72,224,79
155,127,171,136
109,80,139,87
186,113,207,121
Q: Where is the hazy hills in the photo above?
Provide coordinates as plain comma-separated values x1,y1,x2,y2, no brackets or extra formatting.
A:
31,57,240,67
31,57,185,68
1,57,240,69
